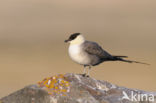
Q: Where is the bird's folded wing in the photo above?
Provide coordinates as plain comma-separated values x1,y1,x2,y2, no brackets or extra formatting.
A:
83,41,113,59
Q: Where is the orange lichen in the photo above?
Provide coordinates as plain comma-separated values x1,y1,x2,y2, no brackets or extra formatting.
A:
38,74,70,96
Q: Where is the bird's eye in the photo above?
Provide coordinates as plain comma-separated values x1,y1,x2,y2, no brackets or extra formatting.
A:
70,35,76,40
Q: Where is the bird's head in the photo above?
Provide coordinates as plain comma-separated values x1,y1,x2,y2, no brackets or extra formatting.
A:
65,33,85,45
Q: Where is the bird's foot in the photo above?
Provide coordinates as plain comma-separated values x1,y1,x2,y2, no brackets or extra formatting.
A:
82,73,87,77
79,73,90,77
77,73,86,77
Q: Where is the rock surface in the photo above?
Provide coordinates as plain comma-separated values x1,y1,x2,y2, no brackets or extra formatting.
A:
0,73,156,103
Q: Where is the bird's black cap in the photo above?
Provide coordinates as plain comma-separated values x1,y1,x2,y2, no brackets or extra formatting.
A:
65,33,81,43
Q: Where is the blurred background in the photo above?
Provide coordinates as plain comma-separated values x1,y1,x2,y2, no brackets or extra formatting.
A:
0,0,156,98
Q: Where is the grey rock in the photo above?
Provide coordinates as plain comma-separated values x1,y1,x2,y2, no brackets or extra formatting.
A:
0,73,156,103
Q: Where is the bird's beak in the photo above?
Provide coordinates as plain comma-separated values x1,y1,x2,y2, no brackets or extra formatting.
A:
64,39,70,43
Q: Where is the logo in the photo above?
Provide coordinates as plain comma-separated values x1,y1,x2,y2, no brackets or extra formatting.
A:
122,91,155,102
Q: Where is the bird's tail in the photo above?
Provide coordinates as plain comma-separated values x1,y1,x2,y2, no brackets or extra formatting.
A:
113,55,128,58
113,56,150,65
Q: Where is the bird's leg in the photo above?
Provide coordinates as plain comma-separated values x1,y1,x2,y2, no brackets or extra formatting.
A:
86,66,91,77
82,65,87,77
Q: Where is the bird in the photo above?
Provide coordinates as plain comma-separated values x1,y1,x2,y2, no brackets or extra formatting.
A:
64,33,149,77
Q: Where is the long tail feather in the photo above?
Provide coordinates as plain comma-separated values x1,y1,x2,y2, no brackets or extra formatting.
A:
112,56,150,65
120,59,150,65
113,55,128,58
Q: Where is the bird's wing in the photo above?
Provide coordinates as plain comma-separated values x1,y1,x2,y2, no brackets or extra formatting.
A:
83,41,113,59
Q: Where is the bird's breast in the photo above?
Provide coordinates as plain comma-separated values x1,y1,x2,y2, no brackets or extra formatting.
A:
68,44,90,65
